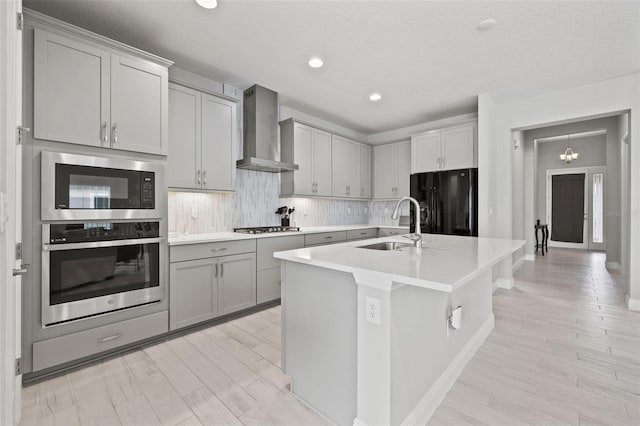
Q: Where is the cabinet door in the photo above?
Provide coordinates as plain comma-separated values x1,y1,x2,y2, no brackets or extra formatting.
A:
34,29,109,147
360,144,372,198
346,140,361,198
313,129,333,196
110,54,168,155
441,123,476,171
168,84,201,189
411,132,441,173
373,144,396,198
219,253,257,315
331,135,349,197
169,259,218,330
201,93,236,191
293,123,314,195
395,140,411,197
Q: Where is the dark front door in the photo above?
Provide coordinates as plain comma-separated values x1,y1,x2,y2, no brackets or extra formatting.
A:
551,173,585,243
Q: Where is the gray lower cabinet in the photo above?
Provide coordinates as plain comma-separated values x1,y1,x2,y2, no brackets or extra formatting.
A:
169,242,257,330
220,253,257,315
32,311,168,372
256,235,305,304
170,258,219,330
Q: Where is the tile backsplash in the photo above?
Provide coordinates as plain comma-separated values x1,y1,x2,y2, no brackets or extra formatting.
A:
168,170,408,234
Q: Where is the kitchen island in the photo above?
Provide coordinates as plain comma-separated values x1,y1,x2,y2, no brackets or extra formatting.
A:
274,234,524,426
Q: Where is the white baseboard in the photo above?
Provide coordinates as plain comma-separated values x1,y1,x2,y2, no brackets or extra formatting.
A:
399,314,495,426
493,278,513,290
512,257,525,272
606,262,621,271
628,295,640,312
525,254,535,262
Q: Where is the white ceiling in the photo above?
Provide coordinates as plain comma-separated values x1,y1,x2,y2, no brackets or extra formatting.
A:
24,0,640,135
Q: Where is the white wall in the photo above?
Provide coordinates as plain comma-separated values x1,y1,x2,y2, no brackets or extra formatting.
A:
480,73,640,309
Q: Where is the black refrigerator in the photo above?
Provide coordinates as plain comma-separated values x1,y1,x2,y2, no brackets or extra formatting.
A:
409,168,478,236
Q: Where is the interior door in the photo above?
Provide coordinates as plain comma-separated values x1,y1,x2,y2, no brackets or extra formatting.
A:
547,170,588,249
1,0,23,422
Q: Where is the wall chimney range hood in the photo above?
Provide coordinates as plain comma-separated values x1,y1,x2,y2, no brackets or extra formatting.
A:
237,85,298,173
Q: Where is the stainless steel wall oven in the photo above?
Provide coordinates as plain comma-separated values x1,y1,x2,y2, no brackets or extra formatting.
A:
41,151,162,221
42,221,164,326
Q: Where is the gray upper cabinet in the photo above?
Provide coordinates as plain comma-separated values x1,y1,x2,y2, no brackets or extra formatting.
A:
33,28,170,155
360,144,372,198
373,140,410,199
281,120,332,197
201,93,235,191
33,30,109,147
332,135,361,199
168,84,200,189
110,54,167,155
168,83,236,191
411,122,477,173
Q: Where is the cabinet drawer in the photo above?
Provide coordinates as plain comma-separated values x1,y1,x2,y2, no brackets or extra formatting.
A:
257,268,281,304
257,235,305,270
346,228,378,241
304,231,347,246
32,311,168,372
377,227,409,237
170,239,256,262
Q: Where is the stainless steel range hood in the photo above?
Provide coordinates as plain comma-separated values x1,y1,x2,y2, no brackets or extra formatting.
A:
237,85,298,173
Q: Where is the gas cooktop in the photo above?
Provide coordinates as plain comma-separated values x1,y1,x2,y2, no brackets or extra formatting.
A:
233,226,300,235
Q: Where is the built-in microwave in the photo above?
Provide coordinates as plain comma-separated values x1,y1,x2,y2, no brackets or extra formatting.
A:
41,151,162,221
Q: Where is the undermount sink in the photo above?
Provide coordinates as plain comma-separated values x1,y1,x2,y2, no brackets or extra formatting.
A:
357,241,414,251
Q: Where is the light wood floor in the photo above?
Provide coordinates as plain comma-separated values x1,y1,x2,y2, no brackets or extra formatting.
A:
21,249,640,425
430,249,640,426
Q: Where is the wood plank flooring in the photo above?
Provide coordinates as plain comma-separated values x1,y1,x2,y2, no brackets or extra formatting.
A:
19,308,327,426
21,249,640,425
430,249,640,426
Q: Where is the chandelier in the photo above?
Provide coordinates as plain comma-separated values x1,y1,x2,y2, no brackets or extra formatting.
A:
560,136,579,163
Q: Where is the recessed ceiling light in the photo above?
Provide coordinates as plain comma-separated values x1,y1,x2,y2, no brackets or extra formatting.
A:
477,18,496,31
369,93,382,102
195,0,218,9
308,57,324,68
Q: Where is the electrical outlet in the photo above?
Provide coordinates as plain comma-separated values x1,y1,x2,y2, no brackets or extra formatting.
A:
365,296,380,325
190,205,199,219
384,207,389,214
364,207,368,214
348,207,352,214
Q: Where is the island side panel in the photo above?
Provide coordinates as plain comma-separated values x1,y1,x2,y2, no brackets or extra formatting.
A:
390,269,493,424
281,260,357,425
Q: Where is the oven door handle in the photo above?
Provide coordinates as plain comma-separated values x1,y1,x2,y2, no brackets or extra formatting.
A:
43,237,166,251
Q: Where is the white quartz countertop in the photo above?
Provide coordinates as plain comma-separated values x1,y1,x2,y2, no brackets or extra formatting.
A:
168,225,408,246
274,234,524,292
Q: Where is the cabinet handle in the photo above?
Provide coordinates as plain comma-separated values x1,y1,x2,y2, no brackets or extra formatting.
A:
361,187,364,196
442,157,445,168
220,263,224,277
101,122,108,145
203,170,207,186
360,232,367,235
324,236,333,239
214,263,218,277
97,334,121,343
112,123,118,145
210,247,227,252
196,170,201,185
